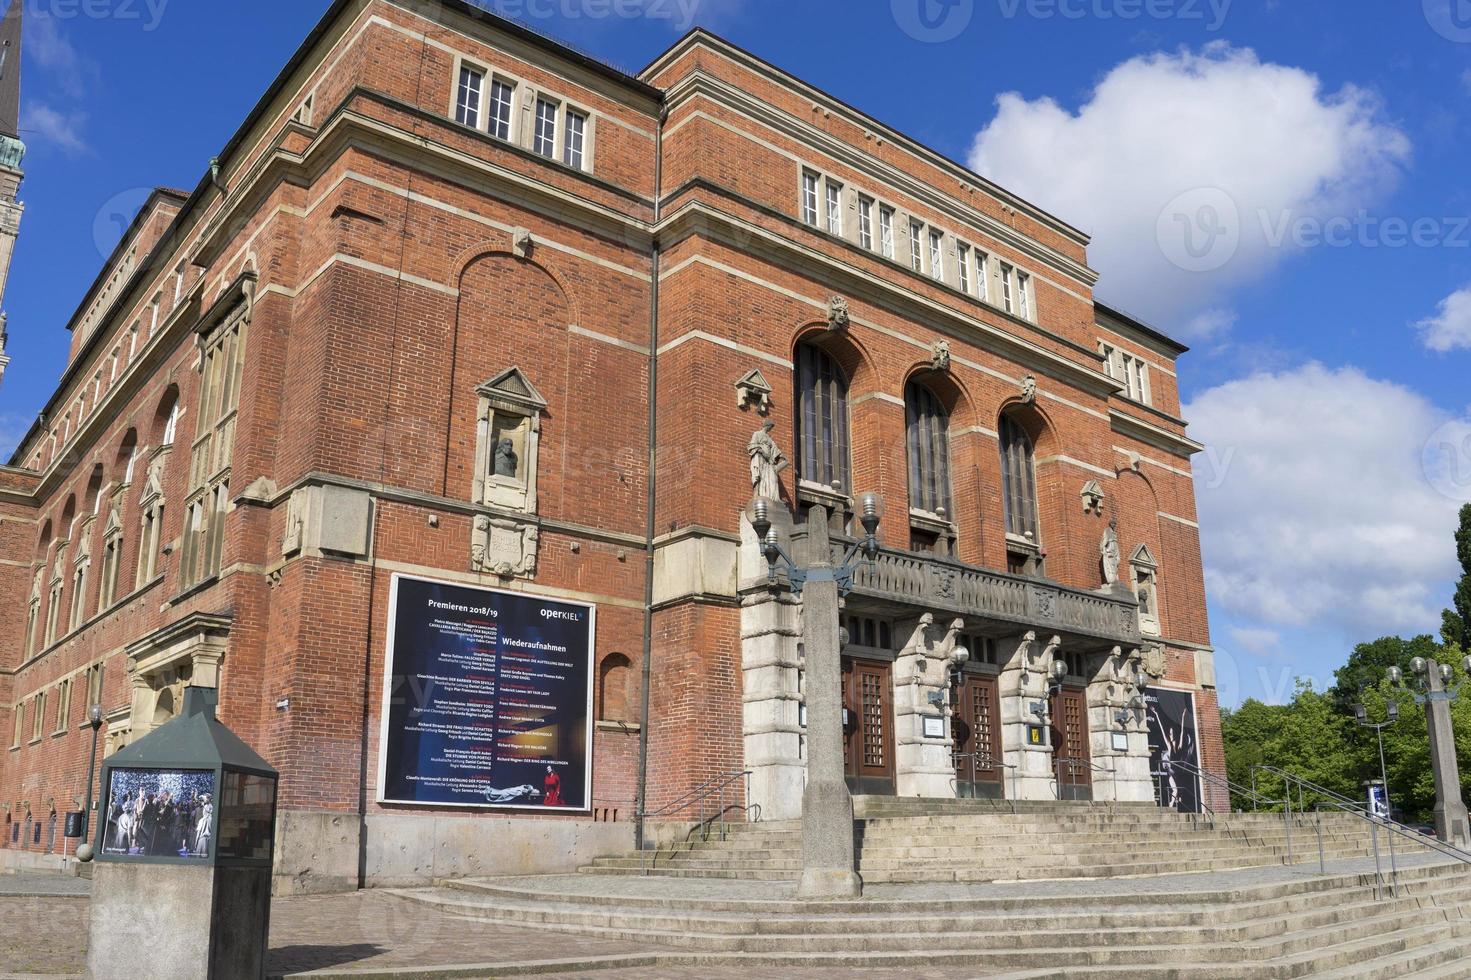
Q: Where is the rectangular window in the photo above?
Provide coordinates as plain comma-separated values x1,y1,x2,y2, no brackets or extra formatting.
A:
182,306,247,589
974,250,989,301
957,244,971,293
879,206,895,259
1000,263,1015,313
173,262,186,305
802,172,819,226
53,680,70,735
825,180,843,236
1016,271,1032,319
11,704,21,749
534,98,558,157
928,230,945,281
563,109,587,169
488,78,515,140
31,692,45,742
909,221,924,272
455,65,484,128
858,196,874,251
86,664,103,710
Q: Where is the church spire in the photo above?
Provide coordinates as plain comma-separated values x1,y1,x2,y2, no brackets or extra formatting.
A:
0,0,19,142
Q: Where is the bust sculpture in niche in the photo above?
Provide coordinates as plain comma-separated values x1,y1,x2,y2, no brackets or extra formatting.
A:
493,437,519,479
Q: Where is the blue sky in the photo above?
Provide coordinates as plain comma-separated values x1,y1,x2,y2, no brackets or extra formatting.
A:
4,0,1471,706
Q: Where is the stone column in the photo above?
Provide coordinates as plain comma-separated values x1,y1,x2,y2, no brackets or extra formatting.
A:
738,502,805,822
997,632,1061,800
796,506,862,899
893,615,964,798
1422,666,1471,847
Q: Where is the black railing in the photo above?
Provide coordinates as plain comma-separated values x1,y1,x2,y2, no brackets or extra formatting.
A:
637,769,756,875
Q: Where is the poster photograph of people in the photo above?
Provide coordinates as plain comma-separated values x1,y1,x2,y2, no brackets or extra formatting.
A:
101,768,215,859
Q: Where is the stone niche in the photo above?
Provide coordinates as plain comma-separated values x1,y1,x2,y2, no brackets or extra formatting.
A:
472,367,546,515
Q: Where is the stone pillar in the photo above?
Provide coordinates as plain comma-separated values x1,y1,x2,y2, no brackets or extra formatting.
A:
1083,647,1153,803
795,506,861,899
893,615,964,798
1423,666,1471,847
739,503,805,822
740,589,804,821
998,632,1061,800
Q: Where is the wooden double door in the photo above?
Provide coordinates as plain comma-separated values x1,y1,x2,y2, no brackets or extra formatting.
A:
841,657,895,796
951,672,1004,799
1051,685,1092,800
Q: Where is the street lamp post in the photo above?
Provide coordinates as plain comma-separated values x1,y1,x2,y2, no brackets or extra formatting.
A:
75,704,104,861
747,492,883,899
1388,657,1471,847
1351,700,1399,820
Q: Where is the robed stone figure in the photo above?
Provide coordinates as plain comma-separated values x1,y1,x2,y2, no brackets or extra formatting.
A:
748,421,788,501
1100,520,1121,586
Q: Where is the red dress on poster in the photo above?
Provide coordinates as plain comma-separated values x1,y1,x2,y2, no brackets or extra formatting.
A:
543,768,564,807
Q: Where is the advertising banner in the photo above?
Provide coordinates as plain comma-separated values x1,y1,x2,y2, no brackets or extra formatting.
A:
101,768,216,859
377,574,594,810
1146,687,1201,814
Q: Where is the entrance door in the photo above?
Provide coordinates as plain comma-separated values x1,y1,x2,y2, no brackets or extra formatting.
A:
1051,686,1092,800
842,657,895,795
952,673,1004,799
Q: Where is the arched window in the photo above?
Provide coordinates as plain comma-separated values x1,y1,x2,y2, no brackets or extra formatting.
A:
905,380,951,519
795,343,850,494
154,386,180,447
999,412,1039,557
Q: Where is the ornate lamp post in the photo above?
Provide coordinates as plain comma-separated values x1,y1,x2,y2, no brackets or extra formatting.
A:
746,491,883,899
74,704,104,861
1388,657,1471,847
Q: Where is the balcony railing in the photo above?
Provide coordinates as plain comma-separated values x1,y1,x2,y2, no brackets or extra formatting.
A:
795,529,1142,647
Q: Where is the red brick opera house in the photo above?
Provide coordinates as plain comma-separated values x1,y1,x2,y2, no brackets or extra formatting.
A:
0,0,1223,890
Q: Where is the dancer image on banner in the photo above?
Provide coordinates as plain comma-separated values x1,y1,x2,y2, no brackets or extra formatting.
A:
1147,688,1200,814
543,765,564,807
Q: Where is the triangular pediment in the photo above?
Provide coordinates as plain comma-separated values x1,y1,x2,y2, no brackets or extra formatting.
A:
477,367,547,411
735,368,772,395
1130,544,1157,569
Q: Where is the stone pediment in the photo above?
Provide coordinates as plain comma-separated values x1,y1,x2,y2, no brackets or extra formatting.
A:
477,367,547,414
1131,544,1157,569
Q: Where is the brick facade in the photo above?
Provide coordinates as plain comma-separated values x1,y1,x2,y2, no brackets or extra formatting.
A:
0,0,1224,888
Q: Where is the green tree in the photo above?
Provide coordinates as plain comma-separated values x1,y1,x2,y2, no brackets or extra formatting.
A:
1329,635,1439,714
1442,504,1471,649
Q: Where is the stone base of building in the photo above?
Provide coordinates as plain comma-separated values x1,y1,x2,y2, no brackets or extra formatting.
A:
270,809,635,892
0,848,80,876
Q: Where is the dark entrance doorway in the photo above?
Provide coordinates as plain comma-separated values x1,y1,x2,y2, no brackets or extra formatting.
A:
1051,685,1092,800
952,672,1003,798
842,656,895,796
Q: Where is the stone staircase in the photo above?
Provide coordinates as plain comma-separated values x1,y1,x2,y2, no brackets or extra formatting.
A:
389,855,1471,977
580,797,1433,883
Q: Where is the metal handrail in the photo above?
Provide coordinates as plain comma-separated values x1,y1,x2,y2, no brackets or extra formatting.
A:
1257,764,1471,900
951,751,1020,812
637,770,755,875
1053,755,1116,801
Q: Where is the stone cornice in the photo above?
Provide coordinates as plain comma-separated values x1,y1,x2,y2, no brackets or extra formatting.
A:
124,611,234,663
1109,409,1205,459
657,199,1120,400
648,36,1093,253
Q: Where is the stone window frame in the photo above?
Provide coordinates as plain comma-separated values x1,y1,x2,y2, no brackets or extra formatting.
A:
68,515,94,634
43,541,67,648
1131,544,1162,637
25,566,41,655
52,678,71,737
136,446,170,589
97,501,124,611
447,51,598,174
472,367,547,515
29,690,45,744
180,294,250,590
10,703,22,750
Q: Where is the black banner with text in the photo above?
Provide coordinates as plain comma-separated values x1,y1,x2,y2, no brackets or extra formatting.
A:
377,574,594,810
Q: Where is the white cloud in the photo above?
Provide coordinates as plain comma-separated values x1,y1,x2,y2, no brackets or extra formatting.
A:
1228,626,1281,654
1182,307,1237,342
968,44,1410,329
1415,285,1471,352
1186,364,1463,641
23,12,93,99
22,103,88,153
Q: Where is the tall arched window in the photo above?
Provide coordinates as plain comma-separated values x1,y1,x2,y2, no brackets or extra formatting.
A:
999,412,1039,560
795,343,850,494
905,380,951,518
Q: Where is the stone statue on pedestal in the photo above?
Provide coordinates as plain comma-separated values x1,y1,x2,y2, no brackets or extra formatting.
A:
748,421,788,501
1100,520,1121,586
